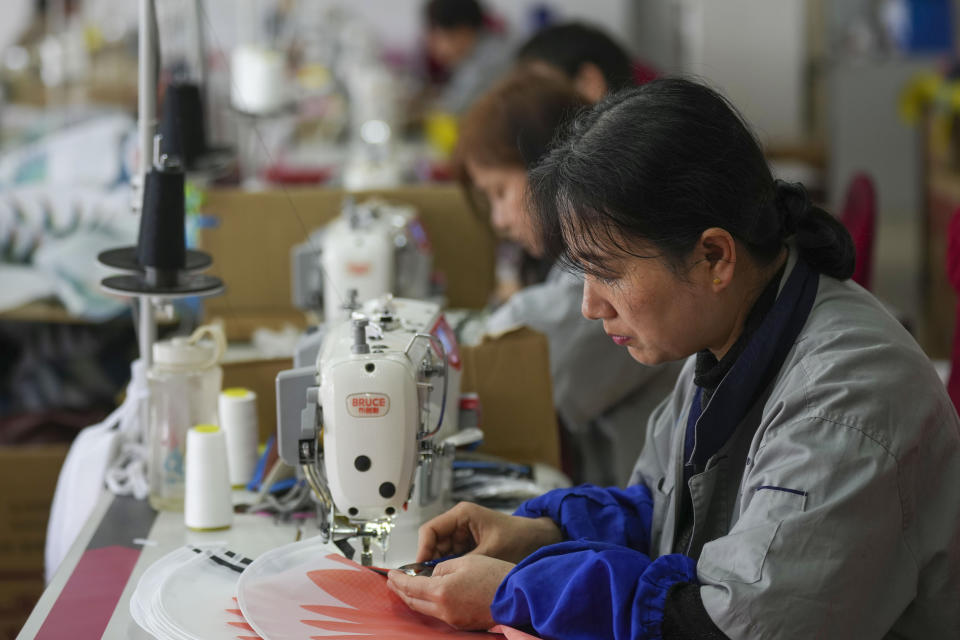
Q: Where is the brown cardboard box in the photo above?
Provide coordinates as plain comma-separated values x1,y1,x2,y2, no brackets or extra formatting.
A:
198,185,496,341
0,577,45,639
223,327,559,469
0,445,68,639
460,327,560,469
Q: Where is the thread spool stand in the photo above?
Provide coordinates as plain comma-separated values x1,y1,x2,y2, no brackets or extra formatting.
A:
99,154,224,368
99,0,225,370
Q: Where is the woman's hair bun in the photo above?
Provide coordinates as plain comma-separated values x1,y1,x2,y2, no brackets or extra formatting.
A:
774,179,810,239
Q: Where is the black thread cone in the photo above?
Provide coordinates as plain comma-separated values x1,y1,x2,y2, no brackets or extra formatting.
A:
136,165,186,271
158,82,208,170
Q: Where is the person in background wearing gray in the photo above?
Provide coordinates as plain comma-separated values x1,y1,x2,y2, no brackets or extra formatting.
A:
457,67,681,486
423,0,511,115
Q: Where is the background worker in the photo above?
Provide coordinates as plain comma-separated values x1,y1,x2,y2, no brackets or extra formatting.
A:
455,67,681,486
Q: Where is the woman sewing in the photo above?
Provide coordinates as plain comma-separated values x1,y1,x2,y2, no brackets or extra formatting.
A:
387,78,960,639
455,67,680,487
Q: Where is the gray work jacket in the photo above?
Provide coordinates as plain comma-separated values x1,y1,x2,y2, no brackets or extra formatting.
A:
488,265,681,486
630,251,960,638
435,33,512,115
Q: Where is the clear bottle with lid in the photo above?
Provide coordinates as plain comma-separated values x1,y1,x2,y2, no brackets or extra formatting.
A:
147,324,225,511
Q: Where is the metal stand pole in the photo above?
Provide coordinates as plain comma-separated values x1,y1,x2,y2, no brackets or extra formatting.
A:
138,0,158,369
138,0,157,185
193,0,207,90
139,297,155,369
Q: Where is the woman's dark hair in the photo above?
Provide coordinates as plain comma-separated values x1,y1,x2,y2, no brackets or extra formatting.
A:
425,0,484,31
456,67,589,172
517,22,635,93
529,77,855,281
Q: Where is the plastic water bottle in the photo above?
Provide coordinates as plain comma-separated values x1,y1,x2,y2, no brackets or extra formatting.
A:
147,325,225,511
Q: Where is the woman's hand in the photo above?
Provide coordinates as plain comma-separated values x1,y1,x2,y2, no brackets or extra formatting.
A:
386,555,515,630
416,501,563,564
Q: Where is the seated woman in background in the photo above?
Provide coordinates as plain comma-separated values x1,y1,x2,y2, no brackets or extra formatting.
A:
456,67,681,487
388,78,960,639
422,0,511,115
515,21,650,103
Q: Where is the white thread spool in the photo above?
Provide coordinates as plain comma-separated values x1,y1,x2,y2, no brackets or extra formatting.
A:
218,388,259,488
230,45,286,115
184,425,233,531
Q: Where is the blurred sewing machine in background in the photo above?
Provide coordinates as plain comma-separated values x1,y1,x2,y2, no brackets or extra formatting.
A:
275,295,478,565
291,197,435,327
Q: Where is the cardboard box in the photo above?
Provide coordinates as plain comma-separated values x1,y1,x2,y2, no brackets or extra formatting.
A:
222,326,559,469
198,185,497,341
0,576,45,639
461,327,560,469
0,445,68,639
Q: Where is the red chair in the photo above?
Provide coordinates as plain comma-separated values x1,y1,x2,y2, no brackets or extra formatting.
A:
946,209,960,411
840,172,877,291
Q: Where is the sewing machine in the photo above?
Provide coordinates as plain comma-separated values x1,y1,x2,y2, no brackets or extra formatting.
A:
291,198,434,324
276,296,475,565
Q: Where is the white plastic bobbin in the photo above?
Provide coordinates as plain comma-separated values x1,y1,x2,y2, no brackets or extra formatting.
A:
218,388,259,488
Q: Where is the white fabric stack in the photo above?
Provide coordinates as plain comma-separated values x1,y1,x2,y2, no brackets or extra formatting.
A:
129,538,337,640
129,545,258,640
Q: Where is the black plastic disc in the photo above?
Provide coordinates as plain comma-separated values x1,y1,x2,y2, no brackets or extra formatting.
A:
97,247,213,273
101,273,224,297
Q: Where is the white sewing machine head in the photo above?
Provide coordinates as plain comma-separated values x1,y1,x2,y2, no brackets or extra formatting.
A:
276,296,465,563
291,198,434,323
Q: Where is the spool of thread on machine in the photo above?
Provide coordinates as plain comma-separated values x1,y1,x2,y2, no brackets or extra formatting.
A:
230,45,287,115
136,163,186,283
159,82,209,170
99,156,223,297
184,424,233,531
218,388,259,488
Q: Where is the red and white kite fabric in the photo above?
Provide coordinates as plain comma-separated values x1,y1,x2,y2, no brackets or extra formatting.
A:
238,542,537,640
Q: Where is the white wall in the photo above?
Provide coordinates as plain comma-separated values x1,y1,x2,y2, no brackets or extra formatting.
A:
680,0,807,144
629,0,683,72
827,56,933,320
0,0,33,54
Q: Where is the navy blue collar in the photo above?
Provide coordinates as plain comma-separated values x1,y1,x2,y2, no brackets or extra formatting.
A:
684,258,820,473
693,262,784,403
